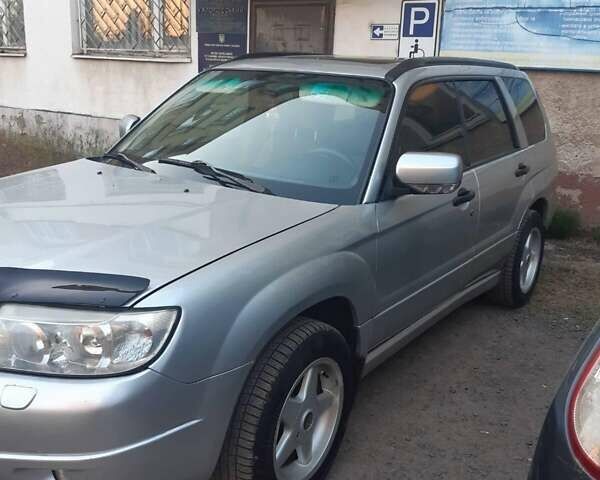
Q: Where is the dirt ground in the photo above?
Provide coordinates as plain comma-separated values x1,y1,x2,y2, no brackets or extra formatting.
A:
2,140,599,480
330,239,600,480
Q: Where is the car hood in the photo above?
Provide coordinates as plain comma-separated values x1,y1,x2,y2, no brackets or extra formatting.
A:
0,159,336,294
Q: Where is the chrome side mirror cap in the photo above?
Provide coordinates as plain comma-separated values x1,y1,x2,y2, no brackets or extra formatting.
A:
395,152,464,195
119,114,141,138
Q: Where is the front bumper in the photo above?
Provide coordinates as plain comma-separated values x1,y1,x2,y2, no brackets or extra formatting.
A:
0,364,251,480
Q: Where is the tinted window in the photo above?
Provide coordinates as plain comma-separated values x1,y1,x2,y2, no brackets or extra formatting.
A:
396,82,467,160
114,70,392,205
503,77,546,145
453,80,516,166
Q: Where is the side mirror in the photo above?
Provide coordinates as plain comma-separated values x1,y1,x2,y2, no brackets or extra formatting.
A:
119,114,141,137
395,152,463,195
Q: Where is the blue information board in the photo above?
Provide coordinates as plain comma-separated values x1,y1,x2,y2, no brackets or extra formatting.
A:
440,1,600,71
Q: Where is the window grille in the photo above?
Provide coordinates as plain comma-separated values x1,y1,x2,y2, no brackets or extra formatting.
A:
77,0,191,58
0,0,26,54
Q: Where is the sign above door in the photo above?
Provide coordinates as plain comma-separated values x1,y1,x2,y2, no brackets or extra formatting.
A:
197,0,248,71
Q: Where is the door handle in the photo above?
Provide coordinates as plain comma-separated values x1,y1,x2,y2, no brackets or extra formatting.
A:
515,163,530,177
453,187,476,207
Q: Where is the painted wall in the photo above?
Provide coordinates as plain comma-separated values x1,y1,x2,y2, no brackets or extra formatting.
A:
333,0,401,58
0,0,199,120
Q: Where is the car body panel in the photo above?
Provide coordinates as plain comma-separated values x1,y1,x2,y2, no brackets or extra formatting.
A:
0,159,336,294
140,204,378,383
371,170,479,346
0,364,251,480
529,322,600,479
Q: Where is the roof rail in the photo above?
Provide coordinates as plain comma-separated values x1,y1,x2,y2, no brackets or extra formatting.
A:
385,56,518,81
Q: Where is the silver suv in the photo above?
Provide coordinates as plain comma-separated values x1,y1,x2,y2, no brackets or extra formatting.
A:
0,56,556,480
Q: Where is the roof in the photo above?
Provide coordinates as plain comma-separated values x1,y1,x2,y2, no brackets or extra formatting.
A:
218,54,519,81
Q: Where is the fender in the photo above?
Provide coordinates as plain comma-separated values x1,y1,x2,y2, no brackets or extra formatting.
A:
213,250,378,377
136,203,379,383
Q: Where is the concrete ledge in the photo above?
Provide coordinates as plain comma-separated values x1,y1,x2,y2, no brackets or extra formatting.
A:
72,54,192,64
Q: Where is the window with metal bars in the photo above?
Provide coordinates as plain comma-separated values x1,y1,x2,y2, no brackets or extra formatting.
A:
76,0,191,58
0,0,26,54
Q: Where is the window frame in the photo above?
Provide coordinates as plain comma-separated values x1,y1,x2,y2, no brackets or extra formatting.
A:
451,77,520,169
0,0,26,56
72,0,192,61
500,76,548,147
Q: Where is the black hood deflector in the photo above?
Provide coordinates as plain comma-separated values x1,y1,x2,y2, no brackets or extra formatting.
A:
0,268,150,308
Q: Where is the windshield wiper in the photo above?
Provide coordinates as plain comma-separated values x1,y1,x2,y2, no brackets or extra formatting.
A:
93,152,156,174
158,159,273,195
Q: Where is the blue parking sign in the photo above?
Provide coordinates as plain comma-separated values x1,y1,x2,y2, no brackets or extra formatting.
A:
402,2,436,37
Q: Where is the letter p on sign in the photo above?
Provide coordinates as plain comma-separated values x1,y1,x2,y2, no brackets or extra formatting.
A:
409,7,430,35
401,1,436,38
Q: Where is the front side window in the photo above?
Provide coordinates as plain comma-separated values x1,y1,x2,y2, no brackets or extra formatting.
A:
394,82,467,161
503,77,546,146
453,80,517,166
76,0,190,58
0,0,26,54
114,70,392,204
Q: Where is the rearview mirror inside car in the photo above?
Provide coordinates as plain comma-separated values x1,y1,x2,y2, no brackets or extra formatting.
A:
395,152,463,195
119,114,141,138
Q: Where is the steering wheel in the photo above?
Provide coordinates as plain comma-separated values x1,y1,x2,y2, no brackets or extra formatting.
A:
306,148,354,170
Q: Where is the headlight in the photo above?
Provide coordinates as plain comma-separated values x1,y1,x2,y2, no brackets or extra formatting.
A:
0,304,178,376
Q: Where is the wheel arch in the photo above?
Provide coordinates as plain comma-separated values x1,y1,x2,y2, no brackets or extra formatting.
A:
213,252,377,378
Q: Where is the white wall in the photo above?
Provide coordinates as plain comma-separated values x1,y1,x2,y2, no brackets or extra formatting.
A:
333,0,402,58
0,0,199,120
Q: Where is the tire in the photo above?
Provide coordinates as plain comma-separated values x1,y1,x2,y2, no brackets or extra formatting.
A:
489,210,545,308
214,318,355,480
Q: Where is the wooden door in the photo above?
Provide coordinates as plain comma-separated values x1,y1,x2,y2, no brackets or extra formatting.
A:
251,0,335,54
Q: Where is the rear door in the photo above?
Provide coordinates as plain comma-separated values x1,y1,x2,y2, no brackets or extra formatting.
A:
453,79,524,278
372,81,479,346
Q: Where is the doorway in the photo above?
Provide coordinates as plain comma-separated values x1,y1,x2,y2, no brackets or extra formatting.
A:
250,0,335,54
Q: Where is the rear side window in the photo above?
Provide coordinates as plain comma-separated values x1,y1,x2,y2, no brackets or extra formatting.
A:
452,80,517,166
395,82,467,160
503,77,546,145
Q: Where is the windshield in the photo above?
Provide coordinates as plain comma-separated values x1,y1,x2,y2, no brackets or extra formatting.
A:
113,70,392,204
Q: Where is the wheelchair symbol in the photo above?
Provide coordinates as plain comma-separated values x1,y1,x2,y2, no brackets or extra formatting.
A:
409,39,426,58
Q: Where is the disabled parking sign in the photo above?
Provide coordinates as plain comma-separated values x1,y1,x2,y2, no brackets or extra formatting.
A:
399,0,440,59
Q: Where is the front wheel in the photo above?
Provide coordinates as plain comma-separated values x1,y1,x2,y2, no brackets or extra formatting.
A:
214,319,355,480
489,210,545,308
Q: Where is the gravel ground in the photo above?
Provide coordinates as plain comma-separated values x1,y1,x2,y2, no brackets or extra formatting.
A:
330,239,600,480
2,139,599,480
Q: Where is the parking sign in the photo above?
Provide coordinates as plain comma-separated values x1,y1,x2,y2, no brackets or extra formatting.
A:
399,0,440,59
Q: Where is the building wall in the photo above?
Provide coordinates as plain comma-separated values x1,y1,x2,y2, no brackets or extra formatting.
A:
529,71,600,225
0,0,200,172
1,0,600,224
0,0,199,120
333,0,400,58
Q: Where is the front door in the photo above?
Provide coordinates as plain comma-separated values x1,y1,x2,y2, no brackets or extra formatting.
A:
371,81,479,347
250,0,335,54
